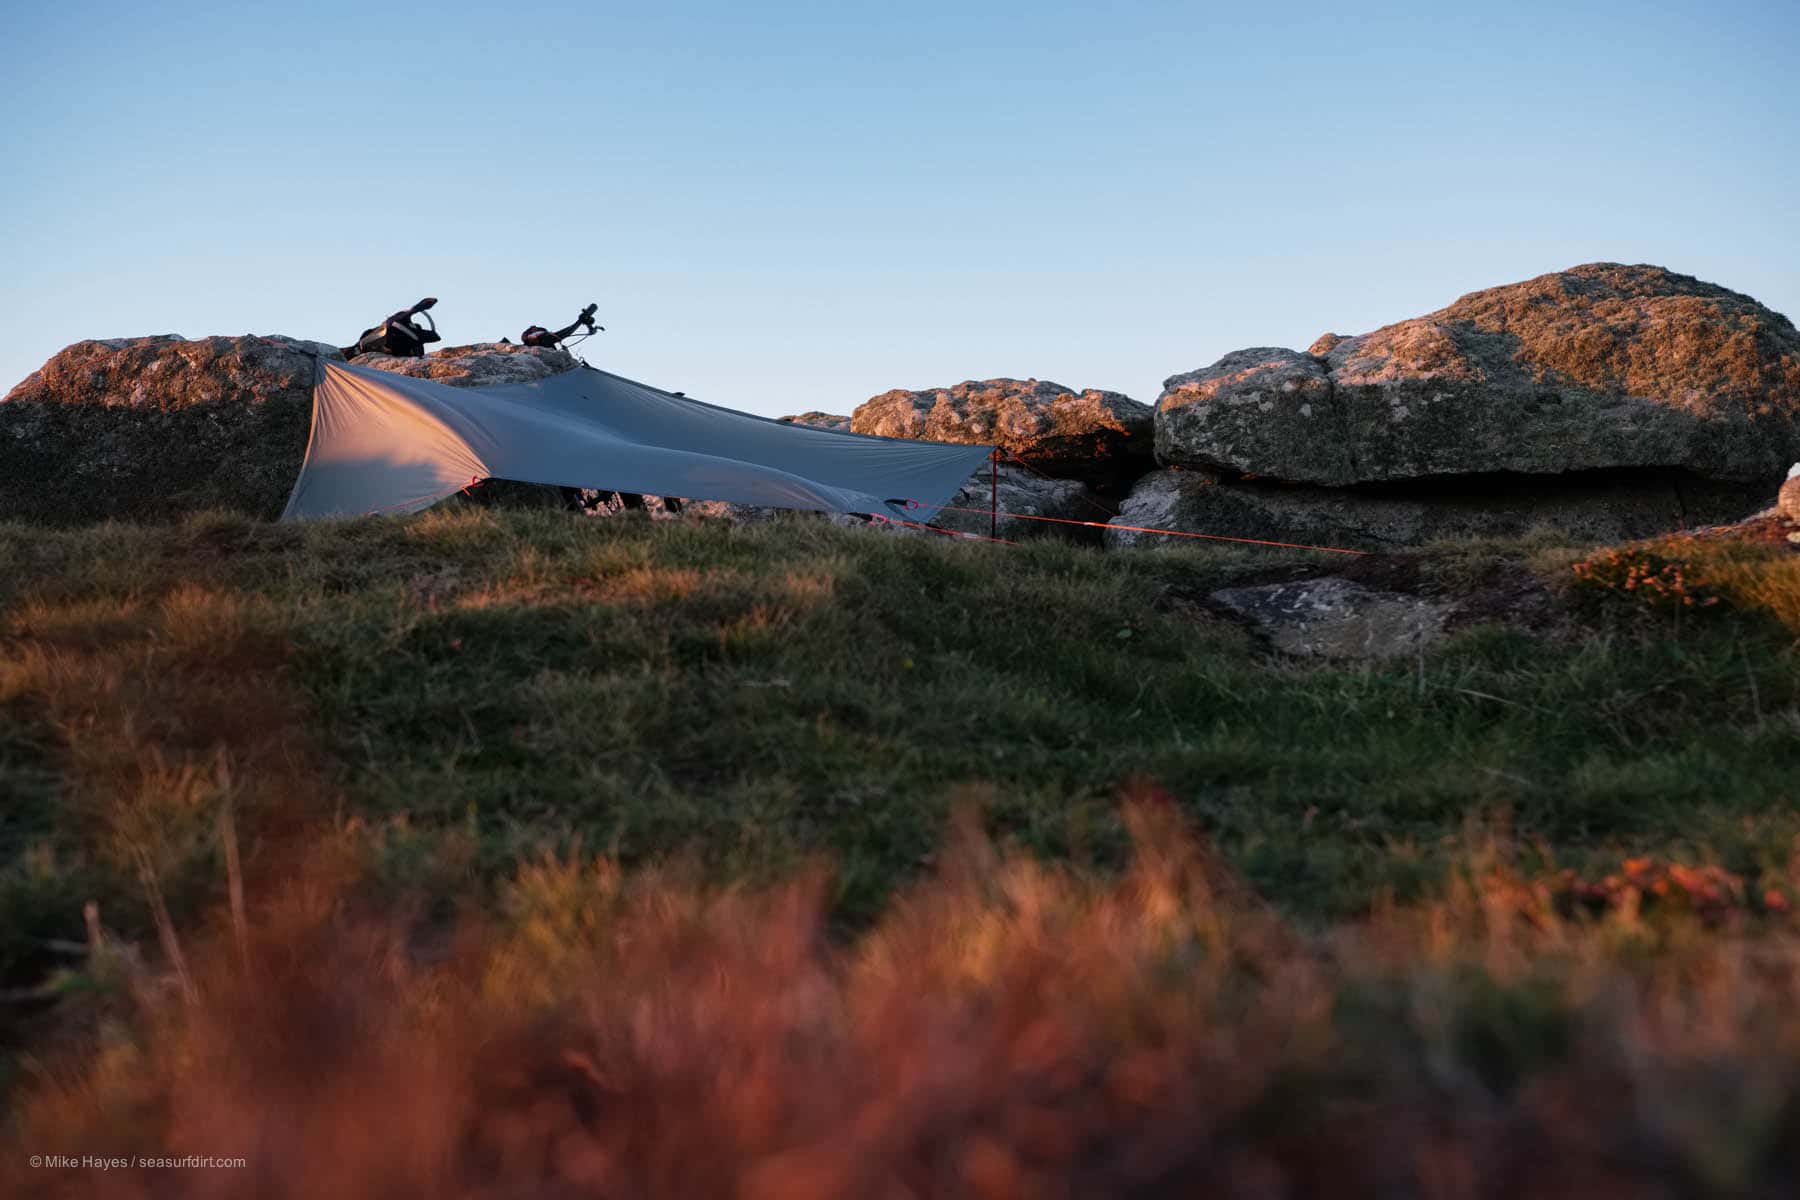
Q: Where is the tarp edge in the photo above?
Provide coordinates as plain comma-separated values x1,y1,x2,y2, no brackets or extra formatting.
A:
277,351,328,522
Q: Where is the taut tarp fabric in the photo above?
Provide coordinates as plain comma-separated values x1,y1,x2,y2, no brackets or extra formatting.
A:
280,361,994,522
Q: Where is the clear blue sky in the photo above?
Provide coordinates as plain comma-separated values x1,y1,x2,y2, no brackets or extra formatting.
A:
4,0,1796,416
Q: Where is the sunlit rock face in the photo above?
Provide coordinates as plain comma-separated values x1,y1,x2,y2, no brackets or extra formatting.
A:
1156,264,1800,487
1155,349,1343,483
1,334,339,522
1778,464,1800,524
852,378,1153,488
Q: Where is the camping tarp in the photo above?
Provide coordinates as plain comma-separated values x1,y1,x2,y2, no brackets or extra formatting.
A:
280,360,995,522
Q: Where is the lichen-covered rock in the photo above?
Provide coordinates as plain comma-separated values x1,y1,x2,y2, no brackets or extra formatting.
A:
778,411,852,432
1778,464,1800,523
1210,578,1448,660
676,498,784,522
1,334,339,522
851,379,1151,485
1105,467,1763,552
1104,470,1233,549
926,463,1103,542
1155,349,1345,482
354,342,578,386
1157,264,1800,486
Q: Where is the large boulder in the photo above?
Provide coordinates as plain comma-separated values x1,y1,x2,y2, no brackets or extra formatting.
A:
851,379,1152,486
1157,264,1800,487
1105,467,1764,552
1,334,338,522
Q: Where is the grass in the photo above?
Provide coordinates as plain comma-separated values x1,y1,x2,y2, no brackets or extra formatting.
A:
6,509,1796,931
1,507,1798,1192
12,806,1800,1198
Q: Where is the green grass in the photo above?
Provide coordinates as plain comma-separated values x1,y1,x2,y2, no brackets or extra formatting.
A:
3,508,1796,983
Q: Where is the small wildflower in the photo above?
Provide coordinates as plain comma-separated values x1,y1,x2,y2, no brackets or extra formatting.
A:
1570,547,1726,616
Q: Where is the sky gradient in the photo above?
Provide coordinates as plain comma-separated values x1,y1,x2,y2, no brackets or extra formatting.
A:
4,0,1796,416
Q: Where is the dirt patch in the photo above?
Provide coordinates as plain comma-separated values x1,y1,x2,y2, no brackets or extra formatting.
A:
1440,561,1569,636
1333,551,1429,594
162,518,307,565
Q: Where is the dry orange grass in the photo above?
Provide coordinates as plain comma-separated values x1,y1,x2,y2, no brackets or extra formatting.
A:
1555,523,1800,634
12,801,1800,1199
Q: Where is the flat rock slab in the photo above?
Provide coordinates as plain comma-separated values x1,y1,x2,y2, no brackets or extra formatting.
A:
1210,577,1448,660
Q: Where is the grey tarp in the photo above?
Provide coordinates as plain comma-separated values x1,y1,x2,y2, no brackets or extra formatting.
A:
280,360,995,522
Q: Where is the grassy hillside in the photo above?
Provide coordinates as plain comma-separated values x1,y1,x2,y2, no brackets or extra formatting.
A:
3,508,1799,1194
